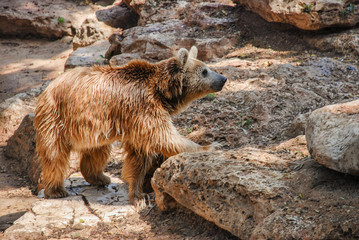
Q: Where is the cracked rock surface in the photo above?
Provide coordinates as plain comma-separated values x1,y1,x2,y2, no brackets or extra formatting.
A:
152,148,359,239
4,174,135,239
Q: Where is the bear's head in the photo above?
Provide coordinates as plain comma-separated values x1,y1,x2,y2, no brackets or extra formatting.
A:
159,46,227,114
178,46,227,96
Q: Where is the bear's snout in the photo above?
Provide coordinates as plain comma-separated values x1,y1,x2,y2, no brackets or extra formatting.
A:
210,71,227,92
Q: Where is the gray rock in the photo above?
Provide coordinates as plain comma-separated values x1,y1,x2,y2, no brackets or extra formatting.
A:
285,113,309,138
111,18,239,63
306,100,359,175
110,53,143,66
95,4,139,29
0,86,44,144
105,33,123,60
65,40,110,69
233,0,359,30
4,114,39,185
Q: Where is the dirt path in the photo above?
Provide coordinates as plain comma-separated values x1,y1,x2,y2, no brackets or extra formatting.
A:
0,37,73,103
0,37,73,238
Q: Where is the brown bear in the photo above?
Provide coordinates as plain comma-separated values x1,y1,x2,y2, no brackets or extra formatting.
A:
34,46,227,204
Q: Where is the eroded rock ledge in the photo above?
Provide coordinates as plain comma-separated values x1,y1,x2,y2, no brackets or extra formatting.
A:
152,148,359,239
233,0,359,30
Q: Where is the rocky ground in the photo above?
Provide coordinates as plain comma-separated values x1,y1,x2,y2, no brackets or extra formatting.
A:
1,0,359,239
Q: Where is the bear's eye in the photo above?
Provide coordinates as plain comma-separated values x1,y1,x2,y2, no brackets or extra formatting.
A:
202,69,208,77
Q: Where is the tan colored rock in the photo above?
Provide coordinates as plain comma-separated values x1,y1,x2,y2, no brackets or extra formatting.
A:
306,100,359,175
152,149,289,239
72,17,118,50
233,0,359,30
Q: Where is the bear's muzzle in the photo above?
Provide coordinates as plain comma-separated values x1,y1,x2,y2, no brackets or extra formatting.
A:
210,71,227,92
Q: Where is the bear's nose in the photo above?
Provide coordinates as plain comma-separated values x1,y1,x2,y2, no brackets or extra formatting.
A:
221,76,227,83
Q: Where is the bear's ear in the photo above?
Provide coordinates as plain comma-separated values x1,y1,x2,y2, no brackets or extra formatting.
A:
177,48,189,66
189,46,198,59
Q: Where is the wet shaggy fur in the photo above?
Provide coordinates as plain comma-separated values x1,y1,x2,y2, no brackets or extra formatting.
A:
34,47,226,204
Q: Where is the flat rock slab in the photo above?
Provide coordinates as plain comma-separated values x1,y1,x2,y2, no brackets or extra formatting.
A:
306,99,359,175
152,148,359,239
4,173,135,240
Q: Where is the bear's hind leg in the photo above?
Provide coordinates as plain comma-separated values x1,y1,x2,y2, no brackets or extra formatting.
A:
39,141,71,198
80,145,111,186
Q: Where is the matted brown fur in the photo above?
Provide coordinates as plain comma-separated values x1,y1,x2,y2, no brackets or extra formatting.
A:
34,47,226,204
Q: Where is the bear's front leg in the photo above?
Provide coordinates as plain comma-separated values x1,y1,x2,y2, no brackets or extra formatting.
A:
121,143,154,205
154,123,216,157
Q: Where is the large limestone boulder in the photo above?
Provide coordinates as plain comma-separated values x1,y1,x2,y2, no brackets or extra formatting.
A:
152,148,359,239
152,150,288,239
233,0,359,30
306,100,359,175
